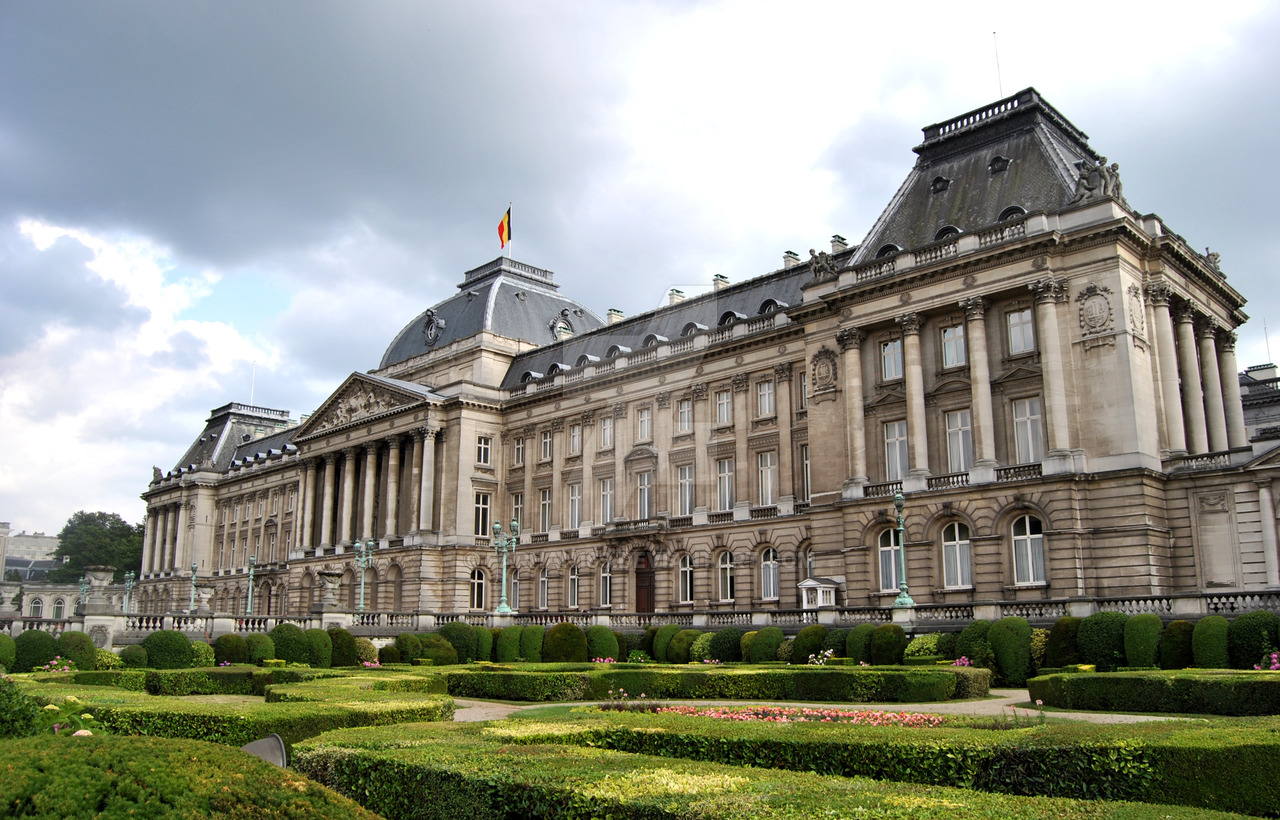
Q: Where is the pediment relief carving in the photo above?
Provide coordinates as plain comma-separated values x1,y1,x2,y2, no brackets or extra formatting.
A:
300,376,428,438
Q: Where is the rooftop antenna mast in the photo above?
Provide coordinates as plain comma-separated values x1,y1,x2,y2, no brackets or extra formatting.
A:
1266,318,1273,364
249,361,257,406
993,31,1003,98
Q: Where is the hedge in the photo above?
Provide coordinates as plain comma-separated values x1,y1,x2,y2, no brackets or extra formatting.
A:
689,632,714,663
269,623,310,665
708,627,742,662
821,628,849,658
956,619,995,670
353,637,377,665
1192,615,1230,669
473,624,493,663
868,624,907,666
495,625,523,662
377,645,401,665
0,633,16,671
792,624,828,664
140,630,193,670
190,640,216,668
542,622,588,663
1044,616,1082,667
1226,610,1279,669
1159,620,1195,669
667,629,702,664
395,632,423,663
1077,611,1128,672
57,631,99,672
988,617,1032,686
1124,614,1163,670
585,624,619,661
0,676,39,738
652,624,682,663
439,621,477,663
1029,668,1280,716
329,627,357,667
738,630,758,661
14,629,60,673
746,626,784,664
640,626,659,658
119,645,148,669
845,623,877,663
213,634,248,665
518,624,544,663
246,632,275,664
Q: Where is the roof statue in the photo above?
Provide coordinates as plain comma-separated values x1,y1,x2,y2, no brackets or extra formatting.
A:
1069,156,1127,207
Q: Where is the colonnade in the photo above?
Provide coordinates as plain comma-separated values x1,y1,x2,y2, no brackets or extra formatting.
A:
141,502,185,575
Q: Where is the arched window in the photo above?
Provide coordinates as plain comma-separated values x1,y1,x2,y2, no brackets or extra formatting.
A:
942,522,972,589
878,529,903,593
575,354,599,368
934,225,961,241
538,567,548,609
876,243,902,259
520,371,543,383
29,598,43,618
599,562,612,607
606,344,631,359
760,548,779,600
567,564,579,608
1012,515,1045,585
718,311,746,327
718,552,735,602
678,555,694,604
681,322,707,337
998,205,1026,222
52,598,65,619
642,333,668,348
469,568,486,610
759,299,788,315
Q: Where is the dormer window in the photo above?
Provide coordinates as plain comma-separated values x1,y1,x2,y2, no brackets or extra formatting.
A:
931,176,950,193
606,344,631,359
998,205,1027,222
681,322,707,337
642,333,668,348
520,371,543,383
718,311,747,327
989,155,1011,174
934,226,961,241
575,354,599,368
759,299,788,314
876,244,903,259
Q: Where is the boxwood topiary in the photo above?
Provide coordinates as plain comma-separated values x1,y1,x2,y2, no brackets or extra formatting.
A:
955,620,994,670
1192,615,1230,669
120,644,148,669
652,624,682,663
395,633,423,663
740,630,758,661
268,623,310,665
378,644,401,665
420,633,459,665
709,627,743,662
747,627,784,664
1077,611,1128,672
95,648,123,670
1029,628,1049,674
439,622,477,664
542,622,588,663
1123,613,1163,669
519,624,544,663
489,627,503,660
791,624,828,664
613,631,631,660
935,632,959,660
988,617,1032,686
353,637,377,664
141,629,193,670
0,676,39,738
246,633,275,664
689,632,714,663
586,625,619,661
495,625,524,662
473,625,493,663
845,623,877,664
666,629,702,664
57,630,99,672
13,629,59,673
304,629,333,668
1227,610,1280,669
328,627,357,667
868,623,907,666
904,633,940,658
640,626,659,658
1044,616,1082,667
776,638,794,664
214,634,249,665
1159,619,1195,669
0,633,15,671
191,640,216,668
821,628,849,658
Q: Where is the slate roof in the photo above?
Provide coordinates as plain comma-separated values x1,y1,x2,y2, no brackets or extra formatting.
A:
379,257,607,370
168,403,295,476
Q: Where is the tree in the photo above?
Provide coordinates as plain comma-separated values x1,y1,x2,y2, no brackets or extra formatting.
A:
49,511,143,583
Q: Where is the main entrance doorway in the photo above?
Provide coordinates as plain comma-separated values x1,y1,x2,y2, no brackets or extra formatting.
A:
635,551,655,613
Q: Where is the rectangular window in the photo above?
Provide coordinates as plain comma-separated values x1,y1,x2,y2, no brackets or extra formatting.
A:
715,390,733,425
881,339,903,380
511,493,523,530
538,569,548,609
567,483,581,528
879,530,903,593
220,506,227,524
884,420,909,481
513,437,525,466
945,409,974,473
756,380,775,417
716,458,735,511
757,451,778,506
677,399,693,432
287,490,295,511
567,566,579,608
600,563,612,607
637,407,652,441
538,488,552,532
677,465,695,515
476,435,492,465
540,430,553,461
942,324,966,368
569,424,581,454
679,557,694,604
1007,308,1035,355
232,504,239,522
637,471,653,519
272,493,279,514
798,371,808,410
473,492,491,537
599,478,614,524
599,416,613,449
799,444,811,502
1013,397,1045,463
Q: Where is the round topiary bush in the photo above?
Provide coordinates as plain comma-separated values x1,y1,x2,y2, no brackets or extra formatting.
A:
13,629,59,673
353,637,377,665
666,629,702,664
747,627,784,664
739,630,758,661
495,625,524,662
1227,610,1280,669
652,624,682,663
640,626,659,658
542,622,588,663
868,624,907,665
1192,615,1230,668
439,622,477,663
904,633,941,658
377,644,401,665
0,633,16,671
519,624,544,663
395,633,423,663
119,644,148,669
213,634,249,665
472,624,493,663
1029,628,1050,674
57,630,98,672
776,638,794,664
935,632,959,660
95,648,122,670
0,676,39,739
304,629,333,668
709,627,743,662
613,631,632,660
419,633,459,665
845,623,877,664
1123,613,1163,668
190,640,216,668
1045,616,1082,667
1159,619,1195,669
1077,611,1129,672
689,632,714,663
328,627,357,667
586,625,620,661
988,617,1032,686
140,629,193,670
955,620,994,670
246,633,275,664
791,624,829,665
268,624,310,665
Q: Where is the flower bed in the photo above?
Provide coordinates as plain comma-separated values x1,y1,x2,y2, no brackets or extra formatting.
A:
653,705,948,727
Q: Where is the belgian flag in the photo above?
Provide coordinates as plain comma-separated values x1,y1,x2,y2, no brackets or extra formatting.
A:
498,208,511,249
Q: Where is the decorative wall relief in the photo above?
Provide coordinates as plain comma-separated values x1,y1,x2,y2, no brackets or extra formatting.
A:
1075,283,1117,350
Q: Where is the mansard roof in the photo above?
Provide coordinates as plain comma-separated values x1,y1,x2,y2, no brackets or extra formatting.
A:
166,403,295,477
379,256,607,370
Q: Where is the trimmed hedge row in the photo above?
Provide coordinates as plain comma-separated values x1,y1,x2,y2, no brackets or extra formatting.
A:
1029,669,1280,716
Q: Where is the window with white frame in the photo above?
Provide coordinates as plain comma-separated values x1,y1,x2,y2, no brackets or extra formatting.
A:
798,370,809,410
569,424,582,454
469,569,485,610
718,552,735,601
599,478,614,524
799,444,811,502
1013,515,1046,585
715,390,733,425
884,420,909,481
476,435,492,465
942,522,972,588
473,492,491,537
538,488,552,532
513,436,525,465
287,490,295,511
878,528,903,593
52,598,65,619
272,492,279,513
678,555,694,603
1007,308,1035,355
567,564,579,608
760,548,779,600
756,380,775,417
637,406,652,441
511,493,523,530
29,598,43,618
757,451,777,506
599,562,612,607
599,416,614,449
538,567,548,609
942,324,966,368
1013,397,1044,463
677,465,695,516
881,339,903,380
945,409,974,473
716,458,735,510
510,573,520,611
567,483,582,528
677,398,693,432
232,504,239,522
540,430,553,461
637,471,653,519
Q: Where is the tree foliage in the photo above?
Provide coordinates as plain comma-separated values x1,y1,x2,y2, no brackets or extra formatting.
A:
50,510,143,583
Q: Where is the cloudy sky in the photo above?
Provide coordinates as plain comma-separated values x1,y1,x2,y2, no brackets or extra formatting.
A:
2,1,1277,534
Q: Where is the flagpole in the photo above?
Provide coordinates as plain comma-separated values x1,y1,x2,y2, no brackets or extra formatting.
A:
506,202,512,258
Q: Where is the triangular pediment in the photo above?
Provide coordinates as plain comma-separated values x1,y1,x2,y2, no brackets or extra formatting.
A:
992,363,1042,385
866,387,907,409
294,373,437,440
1245,440,1280,469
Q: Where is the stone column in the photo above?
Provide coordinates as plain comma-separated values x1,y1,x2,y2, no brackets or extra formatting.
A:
300,458,317,549
836,329,867,484
1147,284,1187,455
1199,320,1229,453
1218,330,1248,450
408,431,423,532
167,504,181,570
1030,277,1070,455
385,435,402,537
319,453,337,547
1258,480,1280,586
1176,305,1209,454
339,447,358,544
418,428,438,532
774,363,794,500
960,297,997,472
143,510,156,573
256,492,269,560
361,442,378,541
897,313,929,476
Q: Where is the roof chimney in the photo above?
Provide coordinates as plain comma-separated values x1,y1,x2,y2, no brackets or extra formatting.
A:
783,251,801,269
607,308,625,325
712,273,730,292
831,235,848,254
668,288,685,306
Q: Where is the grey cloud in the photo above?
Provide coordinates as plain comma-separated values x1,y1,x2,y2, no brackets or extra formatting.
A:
147,331,210,371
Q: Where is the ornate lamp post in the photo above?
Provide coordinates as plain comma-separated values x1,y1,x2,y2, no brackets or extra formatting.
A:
189,562,198,613
246,555,257,616
354,539,374,611
491,519,519,615
123,570,136,614
892,492,915,608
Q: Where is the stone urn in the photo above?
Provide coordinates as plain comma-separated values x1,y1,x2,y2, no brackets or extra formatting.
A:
194,584,216,615
314,570,344,611
83,565,118,614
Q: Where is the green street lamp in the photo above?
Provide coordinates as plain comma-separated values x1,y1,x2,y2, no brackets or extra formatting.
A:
354,539,374,611
189,562,198,614
491,519,519,615
123,570,136,614
246,555,257,616
892,492,915,608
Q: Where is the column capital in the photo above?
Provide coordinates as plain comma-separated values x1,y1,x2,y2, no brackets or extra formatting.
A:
418,425,439,440
1174,303,1200,325
384,433,402,447
1217,329,1238,351
773,362,793,382
363,441,379,455
343,445,360,458
1145,282,1174,307
691,382,708,401
731,373,749,393
958,296,988,320
322,451,338,465
895,313,922,335
1196,316,1221,339
1029,276,1067,304
835,327,864,351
